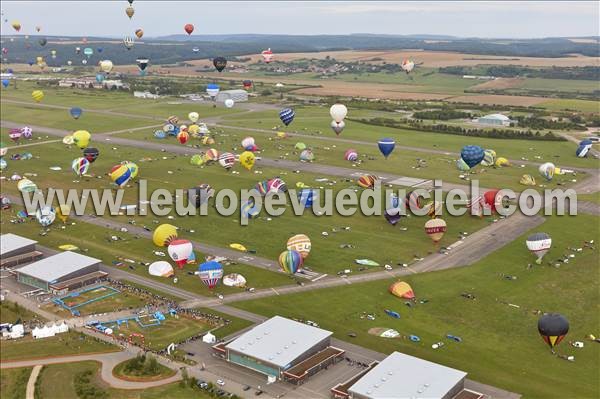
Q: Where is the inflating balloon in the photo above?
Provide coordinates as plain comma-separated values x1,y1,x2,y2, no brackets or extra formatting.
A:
481,149,497,167
279,250,303,274
109,164,132,188
538,162,555,181
239,151,255,171
358,174,377,189
538,313,569,351
300,149,314,162
576,139,593,158
36,206,55,227
526,233,552,264
389,281,415,299
424,218,446,243
168,239,193,268
188,112,199,123
83,147,99,163
279,108,295,126
177,130,189,145
198,261,223,289
71,157,90,176
153,224,178,247
72,130,91,149
461,145,485,168
218,152,236,169
31,90,44,102
70,107,82,119
286,234,311,259
344,149,358,162
148,261,174,277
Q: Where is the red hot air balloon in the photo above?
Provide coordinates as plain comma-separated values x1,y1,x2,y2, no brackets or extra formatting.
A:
184,24,194,35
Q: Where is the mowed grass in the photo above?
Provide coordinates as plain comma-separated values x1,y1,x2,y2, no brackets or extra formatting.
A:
519,78,599,94
43,286,148,317
0,138,491,276
0,367,32,399
106,314,209,351
195,307,254,339
37,360,214,399
232,214,600,398
0,102,158,133
218,105,598,169
0,331,119,361
539,98,600,113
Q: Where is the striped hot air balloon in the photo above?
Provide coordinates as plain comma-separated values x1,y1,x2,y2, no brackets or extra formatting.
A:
279,250,303,274
9,128,22,142
526,233,552,264
424,218,446,243
21,126,33,139
71,157,90,176
218,152,236,169
31,90,44,102
204,148,219,162
358,174,377,189
300,149,314,162
255,180,269,196
389,281,415,299
153,224,178,247
279,108,295,126
267,178,287,193
481,149,497,167
109,164,132,188
344,149,358,162
538,162,555,181
286,234,311,259
167,239,193,268
198,261,223,289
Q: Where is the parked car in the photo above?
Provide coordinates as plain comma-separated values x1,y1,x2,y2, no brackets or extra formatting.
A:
242,385,251,391
216,379,225,386
255,390,263,396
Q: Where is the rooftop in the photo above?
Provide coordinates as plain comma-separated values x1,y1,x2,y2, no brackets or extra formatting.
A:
225,316,333,369
16,251,101,283
348,352,467,399
481,113,510,121
1,234,37,256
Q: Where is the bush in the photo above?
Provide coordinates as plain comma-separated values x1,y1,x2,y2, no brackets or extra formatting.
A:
74,370,108,399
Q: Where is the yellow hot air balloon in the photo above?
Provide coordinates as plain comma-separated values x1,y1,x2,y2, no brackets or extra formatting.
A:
36,56,44,64
11,21,21,32
188,124,199,137
153,224,178,247
126,6,135,19
72,130,91,149
135,28,144,39
239,151,255,171
56,204,71,223
495,157,511,167
424,218,447,243
51,49,57,58
389,281,415,300
188,112,199,123
286,234,311,259
31,90,44,102
99,60,113,74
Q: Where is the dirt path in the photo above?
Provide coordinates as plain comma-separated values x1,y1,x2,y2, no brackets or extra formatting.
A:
25,365,42,399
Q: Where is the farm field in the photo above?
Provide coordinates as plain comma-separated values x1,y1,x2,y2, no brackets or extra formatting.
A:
232,214,600,399
0,367,31,399
0,331,119,361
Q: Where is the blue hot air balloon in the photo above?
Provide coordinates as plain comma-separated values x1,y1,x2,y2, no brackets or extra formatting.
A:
97,47,103,53
28,60,35,66
95,73,104,83
7,69,13,74
1,79,9,88
279,108,295,126
206,83,220,97
198,261,223,289
378,138,396,158
576,139,593,158
298,188,317,208
70,107,82,120
461,145,485,168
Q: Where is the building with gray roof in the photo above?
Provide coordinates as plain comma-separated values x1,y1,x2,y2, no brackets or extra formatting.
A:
1,234,37,258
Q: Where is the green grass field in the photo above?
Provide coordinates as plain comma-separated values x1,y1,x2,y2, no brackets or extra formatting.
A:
36,360,214,399
0,367,32,399
105,314,209,351
539,99,600,113
0,331,119,361
0,300,43,323
232,214,600,398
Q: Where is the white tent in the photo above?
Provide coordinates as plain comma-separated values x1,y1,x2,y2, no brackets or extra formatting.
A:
202,332,216,344
53,322,69,333
1,324,24,339
32,325,54,339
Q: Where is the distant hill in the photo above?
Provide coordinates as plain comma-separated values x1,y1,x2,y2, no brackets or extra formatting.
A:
1,34,598,66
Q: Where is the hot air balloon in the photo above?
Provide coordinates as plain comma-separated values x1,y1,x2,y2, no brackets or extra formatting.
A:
20,126,32,139
261,48,274,63
184,23,194,35
38,38,47,46
99,59,113,73
241,198,260,219
576,139,593,158
456,158,471,171
9,128,22,142
190,154,203,166
378,138,395,158
389,281,415,299
331,120,345,135
300,149,314,162
520,174,536,186
279,108,295,126
188,112,199,123
239,151,255,171
75,47,81,54
83,147,99,163
70,107,82,119
1,79,9,88
71,157,90,176
56,204,70,224
0,158,6,170
83,47,93,58
213,57,227,72
539,162,555,181
279,250,303,274
148,261,174,277
153,224,178,247
125,6,135,19
135,28,144,39
0,142,7,157
218,152,236,169
123,36,134,50
11,21,21,32
384,208,402,225
241,137,256,151
177,130,189,145
72,130,91,149
36,206,55,227
358,174,377,189
461,145,485,168
31,90,44,102
286,234,311,259
188,184,214,208
50,49,57,59
424,218,446,243
401,59,415,74
109,164,131,188
136,58,149,72
204,148,219,162
192,47,200,53
223,273,247,287
330,104,348,123
224,98,234,108
243,80,253,90
198,261,223,289
17,179,37,193
96,73,104,83
526,233,552,264
267,178,287,194
167,239,193,268
201,136,215,146
481,149,497,167
255,180,269,196
344,149,358,162
206,83,220,98
538,313,569,352
495,157,511,167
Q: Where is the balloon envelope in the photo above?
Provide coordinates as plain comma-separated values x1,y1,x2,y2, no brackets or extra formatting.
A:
378,138,395,158
526,232,552,264
279,108,295,126
167,239,193,267
198,261,224,289
70,107,82,119
329,104,348,123
148,261,174,277
461,145,485,168
279,250,303,274
389,281,415,299
286,234,311,259
538,313,569,349
153,224,178,247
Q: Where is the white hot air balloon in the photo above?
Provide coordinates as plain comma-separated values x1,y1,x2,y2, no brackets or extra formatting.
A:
526,233,552,264
148,261,175,277
224,98,234,108
329,104,348,124
99,60,113,74
188,112,199,123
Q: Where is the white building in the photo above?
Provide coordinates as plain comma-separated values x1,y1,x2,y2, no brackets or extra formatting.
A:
216,89,248,103
1,324,24,339
31,322,69,339
134,91,160,99
202,331,216,344
475,113,514,126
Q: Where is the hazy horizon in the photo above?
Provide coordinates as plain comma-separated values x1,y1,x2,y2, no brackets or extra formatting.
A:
1,1,599,39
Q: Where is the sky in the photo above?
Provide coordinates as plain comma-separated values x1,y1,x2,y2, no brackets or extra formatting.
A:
1,1,599,38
